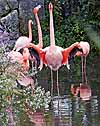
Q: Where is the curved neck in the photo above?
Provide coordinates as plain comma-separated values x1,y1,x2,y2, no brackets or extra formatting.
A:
50,9,55,46
35,13,43,48
28,22,32,42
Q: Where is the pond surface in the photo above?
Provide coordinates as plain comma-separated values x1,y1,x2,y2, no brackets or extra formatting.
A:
25,55,100,126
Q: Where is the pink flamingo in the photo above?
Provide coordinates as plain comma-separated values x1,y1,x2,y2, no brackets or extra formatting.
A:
13,20,33,51
28,5,43,71
76,41,90,84
8,48,30,71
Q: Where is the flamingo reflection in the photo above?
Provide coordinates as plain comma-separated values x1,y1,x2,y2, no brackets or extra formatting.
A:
71,84,92,101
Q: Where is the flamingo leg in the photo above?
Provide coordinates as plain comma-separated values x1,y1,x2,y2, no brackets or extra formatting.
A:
84,56,87,85
81,56,84,84
57,70,60,97
51,69,53,98
57,69,60,110
81,55,87,85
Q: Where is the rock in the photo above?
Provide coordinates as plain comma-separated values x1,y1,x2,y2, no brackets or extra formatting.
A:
0,10,19,50
0,24,10,49
7,0,18,10
0,0,10,18
0,10,19,40
19,0,44,32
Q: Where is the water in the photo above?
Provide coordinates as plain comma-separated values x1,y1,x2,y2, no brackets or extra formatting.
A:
29,55,100,126
25,94,100,126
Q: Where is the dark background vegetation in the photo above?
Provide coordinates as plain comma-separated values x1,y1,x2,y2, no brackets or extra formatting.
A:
32,0,100,57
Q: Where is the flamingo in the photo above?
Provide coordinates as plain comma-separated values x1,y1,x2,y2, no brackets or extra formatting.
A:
75,41,90,84
8,48,30,71
27,5,43,71
13,20,33,51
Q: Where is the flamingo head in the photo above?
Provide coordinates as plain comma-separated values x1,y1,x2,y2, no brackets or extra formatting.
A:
48,2,53,12
78,41,90,56
33,5,41,14
28,20,33,25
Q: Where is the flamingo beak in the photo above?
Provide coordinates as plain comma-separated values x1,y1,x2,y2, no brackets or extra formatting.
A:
31,21,33,25
38,5,41,9
33,5,41,14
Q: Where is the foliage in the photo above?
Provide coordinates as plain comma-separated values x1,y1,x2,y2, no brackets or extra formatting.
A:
32,0,100,56
0,46,51,125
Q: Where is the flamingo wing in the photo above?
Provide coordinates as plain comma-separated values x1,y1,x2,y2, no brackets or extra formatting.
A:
29,47,40,67
61,42,84,68
26,43,46,70
62,42,90,68
68,47,83,64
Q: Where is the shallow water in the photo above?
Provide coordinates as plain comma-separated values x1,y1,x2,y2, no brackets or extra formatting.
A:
30,55,100,126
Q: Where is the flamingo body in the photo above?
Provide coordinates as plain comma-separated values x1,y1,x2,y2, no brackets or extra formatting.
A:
8,48,30,71
13,20,32,51
44,46,63,71
8,50,23,64
14,37,30,51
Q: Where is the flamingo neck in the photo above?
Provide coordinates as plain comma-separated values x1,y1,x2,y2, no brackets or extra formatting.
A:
50,9,55,46
35,13,43,48
28,21,32,42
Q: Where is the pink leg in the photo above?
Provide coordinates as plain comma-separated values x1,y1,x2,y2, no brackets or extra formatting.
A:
84,56,87,84
51,69,53,97
81,56,84,84
57,70,60,110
